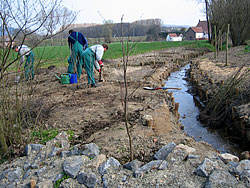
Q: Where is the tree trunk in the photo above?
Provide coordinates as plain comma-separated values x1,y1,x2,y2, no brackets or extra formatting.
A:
121,17,133,161
0,121,8,157
226,24,229,66
205,0,211,43
214,25,217,59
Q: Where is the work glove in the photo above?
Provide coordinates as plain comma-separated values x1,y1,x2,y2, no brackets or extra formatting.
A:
98,60,104,67
98,69,101,72
18,67,21,72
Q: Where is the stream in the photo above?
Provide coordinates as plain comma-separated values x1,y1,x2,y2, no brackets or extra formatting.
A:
165,64,242,155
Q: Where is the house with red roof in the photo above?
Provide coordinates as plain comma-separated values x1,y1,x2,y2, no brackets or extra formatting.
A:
185,20,209,40
196,20,209,34
166,33,183,41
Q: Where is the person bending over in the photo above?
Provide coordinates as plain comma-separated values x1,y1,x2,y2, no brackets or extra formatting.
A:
13,44,35,81
67,29,88,78
82,44,108,87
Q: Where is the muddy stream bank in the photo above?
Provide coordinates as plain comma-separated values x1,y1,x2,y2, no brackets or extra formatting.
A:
165,63,243,156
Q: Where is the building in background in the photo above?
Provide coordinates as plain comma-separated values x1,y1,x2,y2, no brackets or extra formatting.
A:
185,20,209,40
166,33,183,41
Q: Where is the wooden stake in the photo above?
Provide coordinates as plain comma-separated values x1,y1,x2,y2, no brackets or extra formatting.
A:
175,103,179,117
235,88,239,95
220,30,223,51
240,117,246,136
231,107,234,120
171,97,175,104
170,92,173,98
30,179,36,188
205,90,208,101
221,80,224,85
226,24,230,66
214,25,217,59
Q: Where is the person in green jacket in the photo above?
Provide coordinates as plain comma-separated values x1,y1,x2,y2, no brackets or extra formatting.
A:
67,30,88,78
13,44,35,81
82,44,108,87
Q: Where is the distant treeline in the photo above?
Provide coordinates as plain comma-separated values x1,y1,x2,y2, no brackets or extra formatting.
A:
10,19,187,47
55,19,187,41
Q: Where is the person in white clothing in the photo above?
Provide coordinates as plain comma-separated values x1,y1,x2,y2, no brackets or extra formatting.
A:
82,44,108,87
13,45,35,81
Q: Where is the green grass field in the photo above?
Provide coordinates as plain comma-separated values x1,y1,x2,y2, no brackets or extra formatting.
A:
6,40,213,70
103,40,213,59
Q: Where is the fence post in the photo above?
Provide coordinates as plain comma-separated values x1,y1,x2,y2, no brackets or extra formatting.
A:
226,24,230,66
219,30,222,51
214,25,217,59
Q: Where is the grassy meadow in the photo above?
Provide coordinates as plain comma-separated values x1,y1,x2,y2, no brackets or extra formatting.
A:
7,40,213,71
105,40,213,60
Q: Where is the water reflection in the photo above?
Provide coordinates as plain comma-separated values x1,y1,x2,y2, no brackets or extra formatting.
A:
165,64,241,155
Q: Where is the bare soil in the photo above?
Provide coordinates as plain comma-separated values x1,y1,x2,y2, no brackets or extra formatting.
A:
10,46,250,163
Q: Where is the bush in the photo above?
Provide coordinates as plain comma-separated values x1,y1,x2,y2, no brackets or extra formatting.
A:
245,45,250,52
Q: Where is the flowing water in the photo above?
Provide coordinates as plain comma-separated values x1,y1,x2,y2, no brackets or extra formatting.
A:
165,64,242,155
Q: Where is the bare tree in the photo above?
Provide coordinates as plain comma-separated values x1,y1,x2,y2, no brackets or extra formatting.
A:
204,0,212,43
0,0,76,158
209,0,250,46
59,7,74,45
120,15,133,161
42,9,60,46
145,19,163,41
225,0,250,46
197,0,212,43
0,0,76,78
97,11,114,43
103,19,114,43
146,23,161,41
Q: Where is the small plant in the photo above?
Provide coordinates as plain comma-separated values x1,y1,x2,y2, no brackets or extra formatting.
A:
245,45,250,52
66,129,75,140
31,128,59,145
53,172,70,188
0,157,7,165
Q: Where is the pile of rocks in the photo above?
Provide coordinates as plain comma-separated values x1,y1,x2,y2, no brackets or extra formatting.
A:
0,132,249,188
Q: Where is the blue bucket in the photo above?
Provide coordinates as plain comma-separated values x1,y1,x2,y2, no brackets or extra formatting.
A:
70,74,77,84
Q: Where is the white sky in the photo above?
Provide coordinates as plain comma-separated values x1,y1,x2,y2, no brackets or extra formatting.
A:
62,0,206,26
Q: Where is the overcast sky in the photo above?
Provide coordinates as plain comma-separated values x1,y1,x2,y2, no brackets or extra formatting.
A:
62,0,206,26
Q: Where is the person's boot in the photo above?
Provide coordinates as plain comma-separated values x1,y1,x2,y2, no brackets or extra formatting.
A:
91,83,100,88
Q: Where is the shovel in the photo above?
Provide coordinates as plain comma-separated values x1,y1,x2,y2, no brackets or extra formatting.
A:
99,67,103,82
15,68,21,83
143,86,181,90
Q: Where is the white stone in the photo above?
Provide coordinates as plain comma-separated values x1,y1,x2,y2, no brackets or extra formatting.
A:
175,144,196,154
219,153,239,163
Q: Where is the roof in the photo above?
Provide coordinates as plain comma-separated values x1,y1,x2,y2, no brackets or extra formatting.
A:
168,33,178,37
191,27,204,33
196,20,208,33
